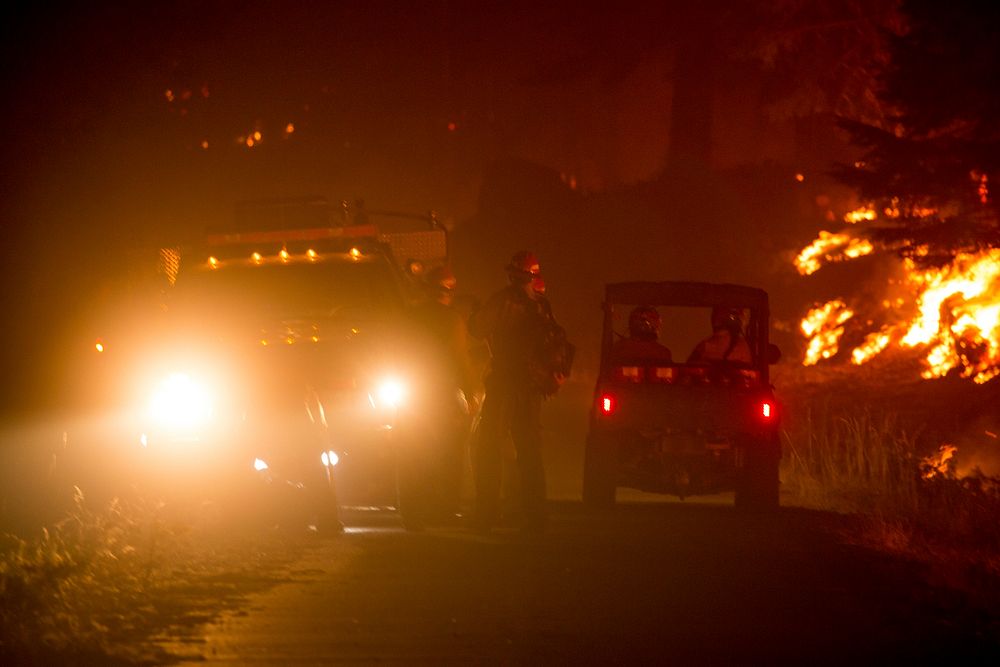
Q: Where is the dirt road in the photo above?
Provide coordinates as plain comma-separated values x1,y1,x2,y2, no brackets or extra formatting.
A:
155,502,998,665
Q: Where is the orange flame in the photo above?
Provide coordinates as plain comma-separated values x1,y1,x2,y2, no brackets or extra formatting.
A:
974,171,989,205
794,177,999,381
844,205,877,224
795,231,874,275
801,299,854,365
920,444,957,480
800,249,1000,382
851,329,892,365
898,250,1000,382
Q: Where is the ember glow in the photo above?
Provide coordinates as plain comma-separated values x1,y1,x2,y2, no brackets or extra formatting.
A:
801,299,854,365
795,231,874,275
920,444,958,480
974,171,989,205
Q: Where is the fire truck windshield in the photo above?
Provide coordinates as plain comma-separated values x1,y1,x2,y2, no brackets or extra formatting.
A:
170,259,403,321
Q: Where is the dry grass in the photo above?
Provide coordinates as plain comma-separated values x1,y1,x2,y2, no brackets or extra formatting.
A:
781,408,921,515
0,489,167,664
0,488,302,665
780,405,1000,591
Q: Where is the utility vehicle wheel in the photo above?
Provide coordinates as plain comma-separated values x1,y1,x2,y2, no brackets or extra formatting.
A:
735,438,780,511
582,433,616,509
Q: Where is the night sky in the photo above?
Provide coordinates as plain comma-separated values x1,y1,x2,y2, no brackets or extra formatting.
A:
0,1,898,415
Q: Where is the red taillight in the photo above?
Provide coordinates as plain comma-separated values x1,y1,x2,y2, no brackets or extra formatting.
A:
761,401,772,419
600,394,615,415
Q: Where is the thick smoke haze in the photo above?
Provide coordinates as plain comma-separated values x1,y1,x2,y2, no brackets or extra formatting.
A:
0,2,882,415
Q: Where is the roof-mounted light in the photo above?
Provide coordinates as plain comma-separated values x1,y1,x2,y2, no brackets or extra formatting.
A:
251,252,263,264
306,248,318,261
279,248,290,262
349,247,362,260
206,224,378,247
208,256,220,269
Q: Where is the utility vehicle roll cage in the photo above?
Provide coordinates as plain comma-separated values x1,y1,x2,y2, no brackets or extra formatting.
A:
600,281,773,384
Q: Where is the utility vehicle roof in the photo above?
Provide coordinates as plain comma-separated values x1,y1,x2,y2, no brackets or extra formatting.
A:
604,281,769,311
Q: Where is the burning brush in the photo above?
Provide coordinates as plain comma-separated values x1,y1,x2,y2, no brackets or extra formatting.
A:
920,444,958,480
795,208,1000,384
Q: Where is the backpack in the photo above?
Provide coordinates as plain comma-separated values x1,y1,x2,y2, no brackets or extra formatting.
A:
531,322,575,396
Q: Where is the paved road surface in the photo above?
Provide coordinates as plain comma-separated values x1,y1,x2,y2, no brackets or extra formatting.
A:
158,502,997,665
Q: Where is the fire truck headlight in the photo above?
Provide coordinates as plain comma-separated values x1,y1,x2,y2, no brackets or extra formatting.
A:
253,457,269,471
147,372,214,429
321,450,339,467
374,377,407,409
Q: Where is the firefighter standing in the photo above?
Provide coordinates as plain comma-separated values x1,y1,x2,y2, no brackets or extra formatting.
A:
422,267,477,516
400,266,477,529
468,250,563,534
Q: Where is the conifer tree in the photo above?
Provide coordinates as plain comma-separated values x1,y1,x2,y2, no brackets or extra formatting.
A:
834,0,1000,267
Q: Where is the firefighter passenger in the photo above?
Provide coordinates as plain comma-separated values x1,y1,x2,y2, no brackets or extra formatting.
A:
688,306,753,364
468,250,564,534
612,305,673,363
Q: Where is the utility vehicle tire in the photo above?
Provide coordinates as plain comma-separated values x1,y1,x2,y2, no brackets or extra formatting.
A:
735,437,780,511
582,433,616,509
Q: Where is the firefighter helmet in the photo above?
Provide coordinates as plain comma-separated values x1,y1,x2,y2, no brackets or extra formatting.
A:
711,306,743,333
628,305,661,342
506,250,541,284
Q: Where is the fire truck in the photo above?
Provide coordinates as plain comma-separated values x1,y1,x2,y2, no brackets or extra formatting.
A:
83,198,448,531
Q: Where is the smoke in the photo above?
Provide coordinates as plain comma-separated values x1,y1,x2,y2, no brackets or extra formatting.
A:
952,421,1000,478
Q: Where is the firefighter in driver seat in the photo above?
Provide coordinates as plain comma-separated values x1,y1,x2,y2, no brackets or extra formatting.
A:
612,305,673,363
688,306,753,364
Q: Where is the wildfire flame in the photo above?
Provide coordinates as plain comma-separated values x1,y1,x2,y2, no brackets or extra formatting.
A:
801,299,854,365
920,444,957,480
797,229,1000,382
851,328,892,365
898,250,1000,382
844,205,877,224
795,231,874,275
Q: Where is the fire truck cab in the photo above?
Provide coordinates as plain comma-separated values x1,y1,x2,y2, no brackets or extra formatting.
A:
92,198,448,529
582,281,782,510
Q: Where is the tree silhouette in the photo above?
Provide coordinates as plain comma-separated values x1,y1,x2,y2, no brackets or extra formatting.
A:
834,0,1000,266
